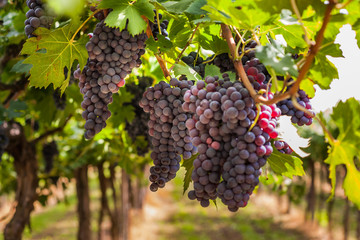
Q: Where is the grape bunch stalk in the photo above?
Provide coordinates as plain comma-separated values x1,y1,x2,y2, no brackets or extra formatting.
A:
74,18,147,139
150,10,169,40
25,0,53,38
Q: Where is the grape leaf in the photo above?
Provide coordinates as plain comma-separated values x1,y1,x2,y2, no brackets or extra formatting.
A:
320,39,344,58
272,23,308,49
173,63,202,82
325,98,360,208
279,9,299,25
352,18,360,49
162,0,194,14
204,64,221,78
21,23,88,93
256,40,298,76
185,0,207,15
300,78,315,98
182,153,198,194
99,0,154,35
0,100,27,120
202,0,274,30
146,34,173,53
10,60,32,74
168,18,188,40
308,53,338,90
109,89,135,126
267,149,305,178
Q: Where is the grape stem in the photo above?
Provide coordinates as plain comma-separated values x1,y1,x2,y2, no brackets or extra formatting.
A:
169,24,200,71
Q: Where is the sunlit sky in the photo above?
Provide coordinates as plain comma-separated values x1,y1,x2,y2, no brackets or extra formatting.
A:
312,24,360,112
278,24,360,155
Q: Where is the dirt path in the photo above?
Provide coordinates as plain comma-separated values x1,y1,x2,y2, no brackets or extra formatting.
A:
129,182,332,240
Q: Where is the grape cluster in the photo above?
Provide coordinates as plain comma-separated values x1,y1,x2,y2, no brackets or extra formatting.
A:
124,77,154,155
42,141,58,173
182,52,208,78
74,20,147,139
184,74,281,211
212,53,235,73
140,79,197,192
150,10,169,40
277,89,314,126
211,40,270,83
0,129,9,162
53,90,66,110
274,140,293,154
25,0,53,38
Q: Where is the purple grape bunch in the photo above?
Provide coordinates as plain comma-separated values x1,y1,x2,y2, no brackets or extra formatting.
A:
183,74,281,211
74,20,147,139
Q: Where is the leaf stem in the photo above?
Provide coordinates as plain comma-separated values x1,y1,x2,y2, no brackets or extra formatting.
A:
291,0,312,45
70,9,102,42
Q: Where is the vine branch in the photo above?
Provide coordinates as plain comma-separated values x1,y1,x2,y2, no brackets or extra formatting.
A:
31,115,72,144
220,0,336,105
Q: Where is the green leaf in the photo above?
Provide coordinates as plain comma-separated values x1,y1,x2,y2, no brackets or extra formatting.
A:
272,24,308,49
10,60,32,74
109,90,135,126
267,150,305,178
256,40,298,76
162,0,194,14
204,64,222,78
300,78,315,98
325,98,360,208
182,153,198,194
352,18,360,49
202,0,274,30
21,23,88,93
185,0,207,15
146,34,173,53
100,0,154,35
168,18,188,41
279,9,299,25
173,63,202,81
309,54,338,90
0,100,27,120
320,39,344,58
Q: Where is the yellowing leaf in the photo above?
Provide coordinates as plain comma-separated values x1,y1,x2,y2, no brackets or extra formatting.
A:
325,98,360,208
21,23,89,93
